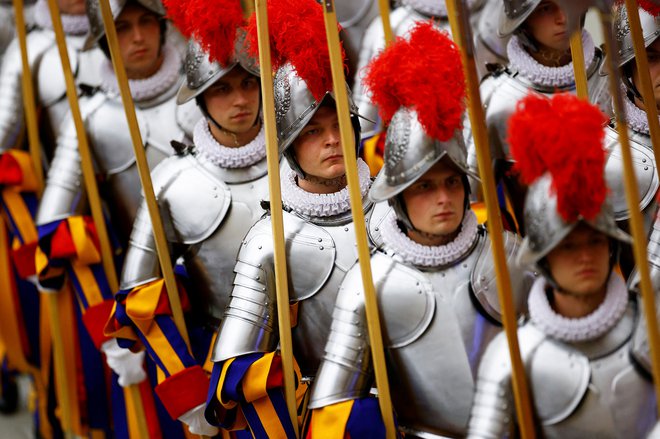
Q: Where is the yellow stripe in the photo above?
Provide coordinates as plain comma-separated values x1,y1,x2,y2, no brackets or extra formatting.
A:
242,352,275,403
1,188,37,242
145,321,188,378
125,280,165,322
309,400,353,439
218,358,238,409
5,150,39,193
252,396,290,439
68,216,101,265
202,331,218,374
123,387,140,439
70,263,104,308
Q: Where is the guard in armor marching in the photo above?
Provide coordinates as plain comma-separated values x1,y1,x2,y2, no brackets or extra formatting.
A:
306,22,530,439
467,92,657,438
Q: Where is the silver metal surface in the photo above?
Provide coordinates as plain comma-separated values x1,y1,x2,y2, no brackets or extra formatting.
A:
211,197,381,376
369,108,477,203
83,0,165,51
176,34,260,105
310,229,530,437
468,302,656,438
36,79,199,245
518,174,631,267
615,4,660,68
467,57,610,176
120,150,270,322
498,0,542,37
604,125,658,228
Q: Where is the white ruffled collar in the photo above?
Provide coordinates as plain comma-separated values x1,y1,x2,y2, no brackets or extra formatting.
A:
622,88,656,136
281,159,371,218
507,30,596,88
529,273,629,342
381,209,479,267
401,0,478,17
100,43,181,102
192,118,266,169
34,0,89,35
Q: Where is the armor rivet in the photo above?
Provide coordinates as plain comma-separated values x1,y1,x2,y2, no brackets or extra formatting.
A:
214,195,218,198
484,286,489,291
643,158,647,163
344,227,349,231
258,264,262,268
481,276,486,282
441,273,446,277
256,276,260,280
258,245,262,250
318,238,323,242
645,166,649,170
319,246,324,250
463,264,468,268
375,227,379,231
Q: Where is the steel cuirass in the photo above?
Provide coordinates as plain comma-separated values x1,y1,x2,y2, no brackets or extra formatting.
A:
603,125,658,231
466,55,610,175
468,299,656,439
120,148,271,324
211,200,390,377
35,78,201,244
309,228,530,438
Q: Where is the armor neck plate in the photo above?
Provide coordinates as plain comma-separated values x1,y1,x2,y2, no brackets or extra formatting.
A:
197,153,268,184
565,299,636,360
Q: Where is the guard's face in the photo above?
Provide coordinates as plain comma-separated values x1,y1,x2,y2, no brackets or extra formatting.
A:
58,0,85,15
115,4,163,80
203,67,261,137
292,105,348,182
525,0,570,53
401,159,466,246
633,37,660,109
546,224,611,297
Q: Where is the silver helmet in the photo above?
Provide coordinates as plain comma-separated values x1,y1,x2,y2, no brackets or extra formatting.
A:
369,107,477,230
83,0,166,51
614,3,660,68
274,62,362,177
176,33,260,105
497,0,542,37
518,173,631,268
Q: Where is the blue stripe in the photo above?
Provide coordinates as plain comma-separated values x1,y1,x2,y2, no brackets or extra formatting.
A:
154,316,198,370
268,388,297,438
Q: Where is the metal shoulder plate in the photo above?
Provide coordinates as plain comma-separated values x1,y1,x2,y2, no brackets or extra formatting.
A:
308,260,376,409
150,153,232,245
470,229,529,322
604,125,658,221
212,212,337,362
523,325,591,425
36,93,108,225
366,200,391,249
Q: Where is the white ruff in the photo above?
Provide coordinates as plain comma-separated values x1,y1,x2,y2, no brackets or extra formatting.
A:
100,43,180,102
381,209,479,267
34,0,89,35
622,87,656,135
402,0,478,17
529,274,629,342
507,30,595,88
193,118,266,169
281,159,371,217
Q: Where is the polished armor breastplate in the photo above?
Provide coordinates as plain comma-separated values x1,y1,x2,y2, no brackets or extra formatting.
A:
603,125,658,230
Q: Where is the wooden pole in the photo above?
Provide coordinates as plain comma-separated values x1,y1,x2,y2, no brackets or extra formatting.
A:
96,0,190,346
321,2,396,438
252,0,298,435
377,0,394,46
12,0,43,194
599,7,660,419
44,0,151,436
569,30,589,99
444,0,536,437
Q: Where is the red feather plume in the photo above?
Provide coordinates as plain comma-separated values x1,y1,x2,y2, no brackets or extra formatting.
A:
508,93,609,222
164,0,246,67
639,0,660,16
245,0,345,101
162,0,192,37
362,21,465,142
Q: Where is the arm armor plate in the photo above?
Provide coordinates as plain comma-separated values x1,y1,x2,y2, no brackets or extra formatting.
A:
119,153,232,290
0,31,53,151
